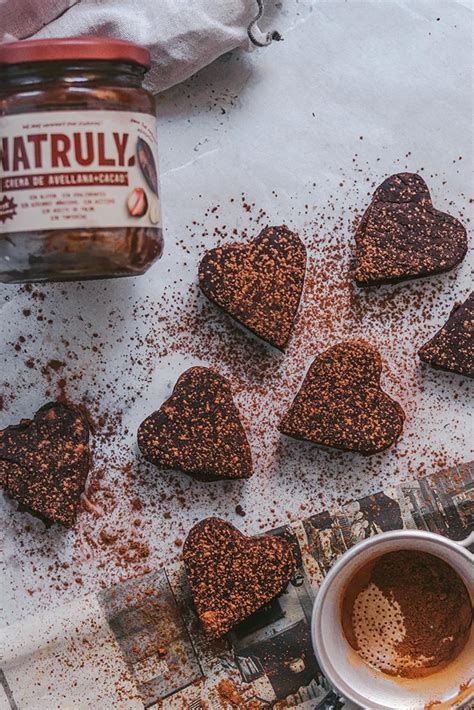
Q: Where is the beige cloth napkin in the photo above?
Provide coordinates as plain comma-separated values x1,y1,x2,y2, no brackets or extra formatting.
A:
0,0,279,93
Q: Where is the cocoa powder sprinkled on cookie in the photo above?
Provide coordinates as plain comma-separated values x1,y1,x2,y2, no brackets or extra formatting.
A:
0,402,91,527
138,366,253,480
280,341,405,455
354,173,467,286
199,225,306,350
419,292,473,378
183,517,295,637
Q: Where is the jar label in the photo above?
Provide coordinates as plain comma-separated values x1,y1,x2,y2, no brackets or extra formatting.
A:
0,110,161,234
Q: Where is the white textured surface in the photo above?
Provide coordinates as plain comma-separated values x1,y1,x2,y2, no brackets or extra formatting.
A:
1,595,142,708
1,0,473,631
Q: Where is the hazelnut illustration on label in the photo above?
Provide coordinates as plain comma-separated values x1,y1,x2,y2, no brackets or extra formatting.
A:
127,187,148,217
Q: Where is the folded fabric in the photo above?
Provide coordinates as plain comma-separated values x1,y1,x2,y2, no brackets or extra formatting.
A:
0,0,76,41
0,0,279,94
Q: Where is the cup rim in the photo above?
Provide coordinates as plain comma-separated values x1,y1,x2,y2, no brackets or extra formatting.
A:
311,529,474,709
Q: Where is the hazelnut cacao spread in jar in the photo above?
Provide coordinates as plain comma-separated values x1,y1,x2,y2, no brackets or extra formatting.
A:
0,37,163,282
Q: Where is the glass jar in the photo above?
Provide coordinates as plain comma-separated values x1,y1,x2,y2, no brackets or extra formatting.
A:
0,37,163,283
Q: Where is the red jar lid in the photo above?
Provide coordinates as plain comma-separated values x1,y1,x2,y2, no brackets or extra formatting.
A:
0,36,150,68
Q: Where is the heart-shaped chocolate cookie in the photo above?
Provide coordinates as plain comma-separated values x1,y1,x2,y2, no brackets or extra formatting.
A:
183,517,295,637
419,292,473,378
0,402,91,527
280,341,405,455
198,225,306,350
354,173,467,286
138,367,253,481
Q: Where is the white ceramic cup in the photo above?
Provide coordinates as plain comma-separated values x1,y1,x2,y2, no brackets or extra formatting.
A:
311,530,474,709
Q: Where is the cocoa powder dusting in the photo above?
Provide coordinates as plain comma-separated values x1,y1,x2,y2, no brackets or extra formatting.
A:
0,155,471,646
344,550,472,678
372,551,472,675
